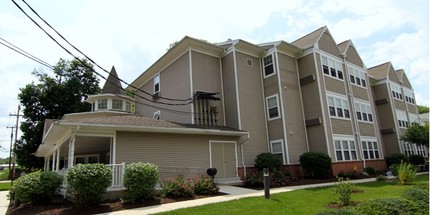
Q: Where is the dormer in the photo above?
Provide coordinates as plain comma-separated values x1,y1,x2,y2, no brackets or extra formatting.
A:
86,66,135,113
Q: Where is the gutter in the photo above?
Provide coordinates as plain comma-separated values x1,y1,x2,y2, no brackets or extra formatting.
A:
238,133,250,178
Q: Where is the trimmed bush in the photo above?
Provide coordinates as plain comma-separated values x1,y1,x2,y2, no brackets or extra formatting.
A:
363,167,375,175
354,198,420,215
385,153,408,167
299,152,332,178
254,153,282,172
160,175,193,198
402,186,429,207
317,209,361,215
408,154,425,165
66,163,111,206
12,171,63,205
243,171,263,188
332,177,354,206
397,161,416,185
191,175,219,195
123,162,159,202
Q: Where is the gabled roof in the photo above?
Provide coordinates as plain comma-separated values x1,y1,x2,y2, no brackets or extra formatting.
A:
368,62,392,80
101,66,123,95
396,69,413,89
292,26,326,49
337,40,351,55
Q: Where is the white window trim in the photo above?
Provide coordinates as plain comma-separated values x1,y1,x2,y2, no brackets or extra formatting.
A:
74,154,99,164
396,109,408,128
154,74,160,93
153,110,161,120
390,82,403,101
327,93,351,120
348,65,367,89
361,138,380,160
354,100,374,123
263,54,276,78
333,136,358,161
321,54,344,81
270,139,286,164
266,94,281,120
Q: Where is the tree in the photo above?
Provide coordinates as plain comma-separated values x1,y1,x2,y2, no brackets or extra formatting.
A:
401,122,429,147
15,58,100,169
417,105,429,114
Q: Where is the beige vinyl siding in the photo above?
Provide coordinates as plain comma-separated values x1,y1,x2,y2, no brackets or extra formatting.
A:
278,52,308,163
116,131,238,179
394,99,405,110
325,77,346,94
376,102,396,129
359,122,376,136
382,133,402,155
345,46,364,68
236,52,268,165
352,85,369,101
388,68,400,83
306,126,328,154
135,53,192,123
402,77,412,89
221,52,239,129
318,32,342,59
407,104,418,114
191,51,225,125
331,118,353,135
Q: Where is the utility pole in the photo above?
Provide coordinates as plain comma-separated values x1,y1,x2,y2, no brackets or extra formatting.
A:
6,126,15,170
9,105,22,181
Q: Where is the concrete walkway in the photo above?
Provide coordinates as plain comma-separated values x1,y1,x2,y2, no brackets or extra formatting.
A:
0,190,9,215
99,177,378,215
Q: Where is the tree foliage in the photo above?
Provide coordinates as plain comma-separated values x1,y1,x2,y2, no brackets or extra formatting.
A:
401,122,429,147
417,105,429,114
15,58,100,169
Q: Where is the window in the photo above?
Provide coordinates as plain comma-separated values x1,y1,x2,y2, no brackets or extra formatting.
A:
402,142,414,156
126,102,131,112
334,137,357,161
266,94,280,120
361,140,380,159
396,110,408,128
327,95,350,119
153,110,161,120
348,66,367,87
97,99,107,110
75,155,99,164
391,84,403,100
355,101,373,123
404,89,415,104
416,144,427,157
154,74,160,93
246,58,253,66
112,99,123,110
263,55,275,77
321,55,344,80
270,140,285,164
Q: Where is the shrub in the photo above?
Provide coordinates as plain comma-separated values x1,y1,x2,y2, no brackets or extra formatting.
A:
123,162,158,202
402,186,429,207
12,171,63,205
354,198,420,215
332,177,354,206
397,161,416,185
254,153,282,172
376,175,386,182
243,171,263,188
299,152,332,178
161,175,193,198
317,209,361,215
66,163,111,206
270,170,290,187
408,154,425,165
385,153,408,167
191,175,219,195
363,167,375,175
388,164,399,176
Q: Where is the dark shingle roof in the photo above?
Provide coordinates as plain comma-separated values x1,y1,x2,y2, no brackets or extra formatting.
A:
101,66,123,94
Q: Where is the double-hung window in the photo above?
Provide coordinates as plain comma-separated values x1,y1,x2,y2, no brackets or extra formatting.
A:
266,94,280,120
112,99,123,111
361,140,380,159
263,55,275,77
154,74,160,93
348,66,367,87
334,137,357,161
153,110,161,120
355,101,373,122
97,99,107,110
391,84,403,100
270,140,285,164
321,55,343,80
404,89,415,104
396,110,408,128
327,94,350,119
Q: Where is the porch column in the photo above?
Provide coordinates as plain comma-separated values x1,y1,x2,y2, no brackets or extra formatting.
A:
55,148,60,171
51,151,56,171
44,157,48,171
68,135,75,168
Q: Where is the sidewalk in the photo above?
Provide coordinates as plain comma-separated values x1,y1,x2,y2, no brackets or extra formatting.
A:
99,177,378,215
0,191,9,215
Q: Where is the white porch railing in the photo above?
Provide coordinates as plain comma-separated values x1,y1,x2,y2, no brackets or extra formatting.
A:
106,162,126,188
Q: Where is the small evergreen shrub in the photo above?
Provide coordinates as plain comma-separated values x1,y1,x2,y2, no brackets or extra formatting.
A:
270,170,290,187
254,153,282,172
191,175,219,195
160,175,193,198
354,198,420,215
332,177,354,206
317,209,361,215
385,153,408,167
299,152,332,178
123,162,159,202
402,186,429,207
12,171,63,205
243,171,263,188
66,163,111,206
397,161,416,185
408,154,425,165
363,167,375,175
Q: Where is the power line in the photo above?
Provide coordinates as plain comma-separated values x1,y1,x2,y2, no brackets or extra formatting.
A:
0,37,54,69
19,0,193,103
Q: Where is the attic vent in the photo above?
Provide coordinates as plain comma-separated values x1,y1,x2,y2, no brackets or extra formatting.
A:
246,58,253,66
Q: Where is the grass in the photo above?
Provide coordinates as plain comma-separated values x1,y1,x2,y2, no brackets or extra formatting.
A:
0,181,11,191
157,174,429,215
0,169,10,180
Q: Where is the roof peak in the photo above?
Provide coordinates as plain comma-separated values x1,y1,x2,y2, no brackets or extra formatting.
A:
101,66,124,95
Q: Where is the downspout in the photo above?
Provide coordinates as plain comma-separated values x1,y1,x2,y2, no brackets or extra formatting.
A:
239,133,250,178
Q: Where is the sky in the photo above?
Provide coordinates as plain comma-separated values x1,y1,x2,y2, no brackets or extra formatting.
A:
0,0,428,159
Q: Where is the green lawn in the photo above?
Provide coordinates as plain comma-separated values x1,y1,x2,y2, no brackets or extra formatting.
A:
157,175,429,215
0,181,11,191
0,169,9,180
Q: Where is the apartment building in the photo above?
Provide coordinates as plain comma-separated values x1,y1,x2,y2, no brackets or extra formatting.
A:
368,62,426,157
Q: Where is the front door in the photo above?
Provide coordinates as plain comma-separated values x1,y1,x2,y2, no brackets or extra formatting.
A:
210,141,237,178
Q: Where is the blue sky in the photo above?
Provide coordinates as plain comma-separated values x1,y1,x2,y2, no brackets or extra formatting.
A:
0,0,428,158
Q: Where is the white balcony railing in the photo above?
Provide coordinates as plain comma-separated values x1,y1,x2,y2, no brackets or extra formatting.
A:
106,162,126,188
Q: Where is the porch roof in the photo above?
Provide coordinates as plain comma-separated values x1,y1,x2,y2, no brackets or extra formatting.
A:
36,115,248,157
